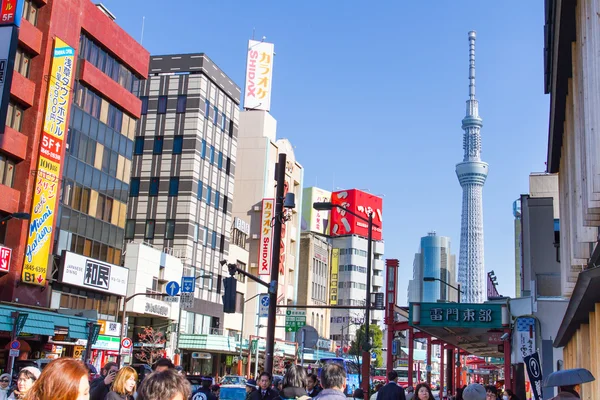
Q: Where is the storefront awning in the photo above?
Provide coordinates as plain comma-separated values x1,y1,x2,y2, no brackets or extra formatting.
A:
554,266,600,347
0,304,94,340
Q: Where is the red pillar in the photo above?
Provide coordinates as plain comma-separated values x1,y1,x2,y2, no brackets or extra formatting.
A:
386,328,393,378
385,259,399,379
504,329,512,391
408,327,414,387
361,352,371,398
426,336,432,384
440,345,445,397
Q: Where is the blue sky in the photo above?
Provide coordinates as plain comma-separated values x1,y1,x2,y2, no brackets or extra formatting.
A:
103,1,549,304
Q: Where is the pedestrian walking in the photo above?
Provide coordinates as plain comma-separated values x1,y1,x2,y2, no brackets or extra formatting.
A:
314,363,346,400
90,362,118,400
8,366,40,399
152,359,175,373
251,373,279,400
370,383,384,400
105,366,138,400
137,370,191,400
306,375,321,398
279,365,310,400
414,383,435,400
1,373,11,400
22,358,89,400
246,379,258,400
373,371,405,400
191,377,217,400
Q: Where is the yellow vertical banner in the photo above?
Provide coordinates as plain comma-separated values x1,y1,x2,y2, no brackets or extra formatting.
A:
22,38,75,285
330,248,339,305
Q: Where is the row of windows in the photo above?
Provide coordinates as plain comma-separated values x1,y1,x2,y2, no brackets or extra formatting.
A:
15,47,32,78
338,282,367,290
339,265,367,273
200,139,229,172
133,136,184,156
63,156,129,204
339,248,368,257
73,84,137,141
0,154,16,188
198,182,226,212
62,180,127,228
22,0,39,26
78,34,141,95
204,99,235,138
6,102,24,132
311,282,327,304
69,233,123,266
331,316,365,324
231,229,247,250
141,95,188,115
129,177,179,197
59,293,119,318
312,258,328,278
67,127,132,184
125,220,225,253
337,299,367,306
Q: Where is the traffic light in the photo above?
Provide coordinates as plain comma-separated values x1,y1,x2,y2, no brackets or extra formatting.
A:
222,276,237,313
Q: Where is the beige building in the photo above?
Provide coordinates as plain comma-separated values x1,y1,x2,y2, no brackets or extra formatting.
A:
231,110,304,356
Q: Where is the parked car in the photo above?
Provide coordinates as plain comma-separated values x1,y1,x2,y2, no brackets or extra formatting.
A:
220,375,246,385
219,385,247,400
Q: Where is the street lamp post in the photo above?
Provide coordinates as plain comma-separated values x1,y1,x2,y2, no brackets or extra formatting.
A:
423,277,463,303
313,201,377,399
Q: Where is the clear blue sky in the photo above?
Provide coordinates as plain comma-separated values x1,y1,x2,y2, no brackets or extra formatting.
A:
103,0,549,304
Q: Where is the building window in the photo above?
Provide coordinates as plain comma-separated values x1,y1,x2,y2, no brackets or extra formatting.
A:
157,96,167,114
206,186,212,206
165,220,175,240
193,223,199,242
6,102,23,132
221,113,227,131
197,181,203,200
204,99,210,119
0,154,16,188
144,220,155,240
168,177,179,196
201,140,207,159
149,178,159,196
213,106,218,124
140,96,149,115
176,95,187,113
22,0,38,26
134,137,144,155
217,152,223,170
223,195,229,214
209,146,215,165
173,136,183,154
153,136,163,154
129,178,140,197
211,230,217,249
125,220,135,239
228,119,234,137
225,157,231,175
14,47,32,78
214,191,220,211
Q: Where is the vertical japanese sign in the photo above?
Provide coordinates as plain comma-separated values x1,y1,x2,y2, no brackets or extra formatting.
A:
0,0,23,26
258,198,274,276
524,352,543,400
329,248,339,305
22,38,74,285
244,40,274,111
516,317,536,362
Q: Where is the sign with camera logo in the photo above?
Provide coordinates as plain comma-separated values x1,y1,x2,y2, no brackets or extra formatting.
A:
60,251,128,296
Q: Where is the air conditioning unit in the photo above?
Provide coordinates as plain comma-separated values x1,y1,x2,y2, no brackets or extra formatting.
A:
253,205,261,211
251,234,259,240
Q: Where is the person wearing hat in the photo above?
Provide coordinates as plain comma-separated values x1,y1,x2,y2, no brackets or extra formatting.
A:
0,373,11,400
8,366,41,399
246,379,258,400
462,384,487,400
191,376,217,400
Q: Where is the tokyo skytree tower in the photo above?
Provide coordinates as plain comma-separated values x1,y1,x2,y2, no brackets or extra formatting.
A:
456,31,488,303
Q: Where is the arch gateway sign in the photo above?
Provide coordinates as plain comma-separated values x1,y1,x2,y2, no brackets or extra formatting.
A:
409,302,504,329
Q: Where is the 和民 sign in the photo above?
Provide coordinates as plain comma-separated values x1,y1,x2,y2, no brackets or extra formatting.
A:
409,302,504,329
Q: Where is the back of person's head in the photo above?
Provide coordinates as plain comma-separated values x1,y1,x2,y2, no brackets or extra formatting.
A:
320,364,346,390
113,366,138,395
375,383,383,392
201,377,213,389
25,358,88,400
102,362,118,375
485,386,498,397
283,365,307,389
387,370,398,382
463,384,487,400
353,388,365,399
153,358,175,371
407,386,414,393
138,370,191,400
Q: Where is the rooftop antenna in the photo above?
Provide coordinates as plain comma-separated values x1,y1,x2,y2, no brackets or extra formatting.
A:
140,16,145,45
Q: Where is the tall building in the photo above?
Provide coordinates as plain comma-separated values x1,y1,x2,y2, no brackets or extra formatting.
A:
408,232,457,303
512,199,522,297
456,31,488,303
127,53,241,371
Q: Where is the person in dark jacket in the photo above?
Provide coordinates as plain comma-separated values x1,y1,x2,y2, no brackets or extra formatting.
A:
251,372,279,400
90,362,118,400
279,365,310,400
314,364,346,400
374,371,406,400
306,374,321,398
191,377,217,400
246,379,258,400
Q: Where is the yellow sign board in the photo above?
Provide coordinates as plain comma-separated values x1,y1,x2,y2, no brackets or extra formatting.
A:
22,38,75,285
73,346,85,359
330,248,339,305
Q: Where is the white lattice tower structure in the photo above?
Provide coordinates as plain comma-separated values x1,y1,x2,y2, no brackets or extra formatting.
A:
456,31,488,303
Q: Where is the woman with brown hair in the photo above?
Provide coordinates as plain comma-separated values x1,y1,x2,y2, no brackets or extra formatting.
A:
105,367,138,400
414,383,435,400
23,358,89,400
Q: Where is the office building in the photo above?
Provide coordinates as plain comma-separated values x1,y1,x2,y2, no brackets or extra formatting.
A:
456,31,489,303
126,53,241,372
408,232,457,303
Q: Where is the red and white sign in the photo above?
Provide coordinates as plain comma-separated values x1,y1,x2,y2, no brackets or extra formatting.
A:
258,198,274,276
330,189,383,241
0,0,18,25
0,245,12,272
121,337,132,349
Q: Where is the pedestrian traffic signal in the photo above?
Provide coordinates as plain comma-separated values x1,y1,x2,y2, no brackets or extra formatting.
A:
222,276,237,313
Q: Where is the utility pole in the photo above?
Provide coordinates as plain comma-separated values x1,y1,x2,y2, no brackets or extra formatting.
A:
361,212,373,398
264,153,286,375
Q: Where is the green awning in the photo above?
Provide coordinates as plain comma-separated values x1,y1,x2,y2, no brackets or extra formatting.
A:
0,304,94,340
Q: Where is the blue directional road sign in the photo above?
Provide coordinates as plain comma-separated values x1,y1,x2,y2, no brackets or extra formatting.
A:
166,281,180,296
371,352,377,360
259,294,270,318
181,277,195,293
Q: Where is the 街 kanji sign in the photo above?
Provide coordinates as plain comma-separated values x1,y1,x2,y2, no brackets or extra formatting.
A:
244,40,274,111
258,198,274,276
22,38,75,286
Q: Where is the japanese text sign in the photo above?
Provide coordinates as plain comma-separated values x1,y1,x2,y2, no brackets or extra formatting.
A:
410,302,504,329
22,38,75,286
330,189,383,241
0,245,11,272
329,248,339,305
301,187,331,235
258,198,274,276
0,0,23,27
60,251,128,296
244,40,274,111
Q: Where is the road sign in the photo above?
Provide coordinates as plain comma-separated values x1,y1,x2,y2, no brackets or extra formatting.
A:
391,340,398,355
165,296,179,303
285,310,306,332
121,337,133,349
426,364,432,372
9,349,19,357
251,339,258,352
297,326,319,348
180,292,194,309
181,276,195,293
166,281,180,296
259,294,269,318
10,340,20,350
0,245,11,272
371,352,377,360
